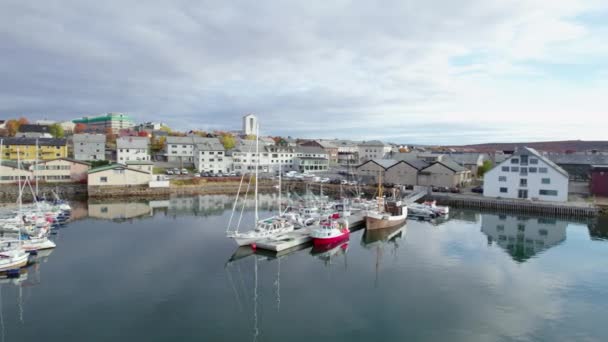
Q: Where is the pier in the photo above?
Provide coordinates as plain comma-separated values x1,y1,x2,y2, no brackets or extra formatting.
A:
255,212,366,252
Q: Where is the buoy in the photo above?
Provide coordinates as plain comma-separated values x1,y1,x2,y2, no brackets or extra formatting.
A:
251,243,257,250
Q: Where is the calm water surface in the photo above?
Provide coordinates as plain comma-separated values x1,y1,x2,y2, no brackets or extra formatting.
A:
1,195,608,342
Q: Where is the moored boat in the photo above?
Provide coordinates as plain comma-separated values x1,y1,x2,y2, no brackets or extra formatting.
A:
310,215,350,246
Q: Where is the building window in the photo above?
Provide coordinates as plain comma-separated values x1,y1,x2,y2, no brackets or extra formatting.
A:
511,167,519,172
520,155,528,165
520,178,527,187
529,167,537,173
499,176,507,182
511,158,519,164
500,187,508,193
539,189,558,196
530,158,538,164
542,178,551,184
539,167,548,173
100,177,108,183
502,166,509,172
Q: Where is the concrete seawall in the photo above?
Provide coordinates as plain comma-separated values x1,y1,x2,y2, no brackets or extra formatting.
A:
0,183,88,202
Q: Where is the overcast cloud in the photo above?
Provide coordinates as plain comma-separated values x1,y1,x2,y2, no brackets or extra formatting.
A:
1,0,607,144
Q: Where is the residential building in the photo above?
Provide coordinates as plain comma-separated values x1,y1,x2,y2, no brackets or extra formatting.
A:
358,140,392,162
193,138,230,174
17,124,53,138
295,146,329,173
483,147,569,202
0,120,6,130
60,121,76,134
243,114,258,136
0,160,32,183
73,133,106,161
87,164,152,186
590,165,608,196
1,138,68,161
417,159,472,188
31,158,91,183
135,122,165,133
331,140,360,166
480,213,567,262
164,136,217,164
300,140,339,165
116,136,150,163
73,113,135,134
232,139,273,173
264,145,297,173
356,159,430,186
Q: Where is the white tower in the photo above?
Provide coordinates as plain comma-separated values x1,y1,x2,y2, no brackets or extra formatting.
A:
243,114,258,136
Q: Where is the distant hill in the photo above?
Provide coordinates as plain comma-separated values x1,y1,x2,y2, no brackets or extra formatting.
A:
450,140,608,153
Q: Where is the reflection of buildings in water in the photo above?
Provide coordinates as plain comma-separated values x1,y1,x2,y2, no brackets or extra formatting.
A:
158,194,285,216
88,202,152,220
587,216,608,241
446,210,480,224
481,214,567,262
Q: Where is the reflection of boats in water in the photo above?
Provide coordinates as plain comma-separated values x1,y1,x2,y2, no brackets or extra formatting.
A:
362,223,405,247
310,240,349,265
361,223,405,287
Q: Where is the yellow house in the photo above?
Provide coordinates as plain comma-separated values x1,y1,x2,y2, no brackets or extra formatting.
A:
1,138,68,162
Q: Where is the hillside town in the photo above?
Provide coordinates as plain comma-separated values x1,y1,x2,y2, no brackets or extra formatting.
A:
1,113,608,206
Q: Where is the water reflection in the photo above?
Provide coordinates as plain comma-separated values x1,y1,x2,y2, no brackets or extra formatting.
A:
481,214,567,262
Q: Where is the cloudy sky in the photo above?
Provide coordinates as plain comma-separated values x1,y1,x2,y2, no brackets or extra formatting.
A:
1,0,607,144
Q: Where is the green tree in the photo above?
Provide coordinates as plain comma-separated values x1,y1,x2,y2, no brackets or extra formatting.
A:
49,123,65,138
159,125,172,133
220,134,236,149
477,160,493,177
245,134,257,141
151,136,166,152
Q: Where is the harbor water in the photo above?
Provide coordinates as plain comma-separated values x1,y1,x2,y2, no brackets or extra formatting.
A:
1,195,608,341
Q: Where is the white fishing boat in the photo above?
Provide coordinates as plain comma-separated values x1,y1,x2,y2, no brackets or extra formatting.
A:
0,240,29,272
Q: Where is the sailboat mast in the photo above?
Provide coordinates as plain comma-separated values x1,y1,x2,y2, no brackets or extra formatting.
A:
254,123,259,223
35,137,39,197
278,162,282,215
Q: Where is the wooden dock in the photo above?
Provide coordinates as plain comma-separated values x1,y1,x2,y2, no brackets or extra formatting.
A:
255,212,366,252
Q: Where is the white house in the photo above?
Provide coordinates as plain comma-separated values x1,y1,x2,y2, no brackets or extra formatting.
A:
358,140,392,162
483,147,569,202
116,136,150,163
232,139,272,173
193,138,230,174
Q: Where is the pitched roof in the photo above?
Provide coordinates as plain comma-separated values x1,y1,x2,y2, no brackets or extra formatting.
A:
358,159,399,169
448,153,487,165
194,138,225,151
2,137,67,146
421,159,467,173
547,153,608,166
73,133,106,143
37,157,92,166
517,147,569,177
401,159,430,170
359,140,389,147
296,146,327,155
18,124,50,133
116,136,149,149
88,163,149,174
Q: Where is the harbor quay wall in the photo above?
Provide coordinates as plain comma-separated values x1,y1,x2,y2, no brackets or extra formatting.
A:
87,180,278,199
0,183,88,202
428,194,599,218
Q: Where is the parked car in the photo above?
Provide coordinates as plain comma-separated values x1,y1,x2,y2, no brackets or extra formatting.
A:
181,169,189,175
471,186,483,193
341,180,349,185
320,177,330,183
449,187,461,193
438,186,449,192
202,172,211,177
329,179,341,185
194,173,201,177
166,170,174,175
174,170,181,175
228,172,237,177
349,180,358,186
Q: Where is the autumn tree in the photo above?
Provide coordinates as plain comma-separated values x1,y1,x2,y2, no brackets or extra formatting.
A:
49,123,65,138
74,123,87,133
151,136,166,152
5,117,30,136
105,127,117,145
245,134,257,141
220,133,236,150
17,117,29,126
477,160,493,178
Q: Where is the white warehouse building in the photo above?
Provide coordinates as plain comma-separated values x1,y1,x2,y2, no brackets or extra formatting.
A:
483,147,569,202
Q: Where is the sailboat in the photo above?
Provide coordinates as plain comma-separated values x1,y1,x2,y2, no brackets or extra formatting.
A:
226,122,294,246
365,171,407,230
